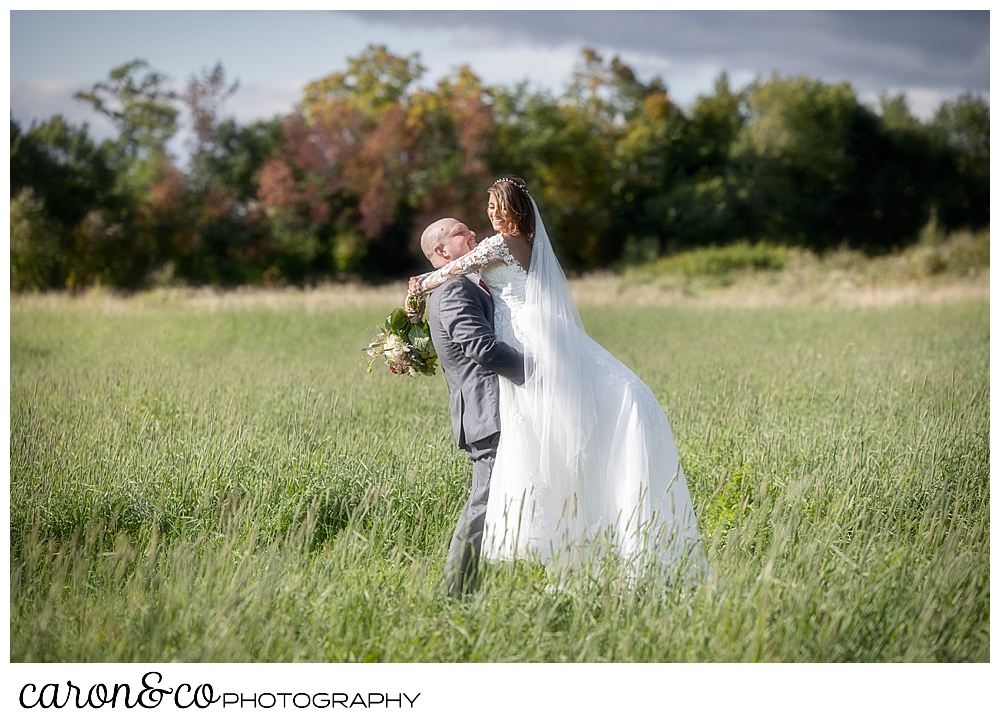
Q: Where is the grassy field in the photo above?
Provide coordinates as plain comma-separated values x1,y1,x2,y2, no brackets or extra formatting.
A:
9,284,989,662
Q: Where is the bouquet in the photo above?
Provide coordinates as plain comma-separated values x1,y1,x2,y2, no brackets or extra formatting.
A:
362,294,437,377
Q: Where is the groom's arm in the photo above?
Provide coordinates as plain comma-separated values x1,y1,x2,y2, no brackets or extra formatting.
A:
437,281,526,386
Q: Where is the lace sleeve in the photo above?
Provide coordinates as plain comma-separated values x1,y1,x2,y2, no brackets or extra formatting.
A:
419,235,507,293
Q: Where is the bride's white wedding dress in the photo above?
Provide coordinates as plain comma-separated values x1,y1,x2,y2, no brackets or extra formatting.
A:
420,204,709,580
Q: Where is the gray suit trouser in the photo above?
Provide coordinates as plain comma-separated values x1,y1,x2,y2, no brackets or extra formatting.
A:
445,432,500,596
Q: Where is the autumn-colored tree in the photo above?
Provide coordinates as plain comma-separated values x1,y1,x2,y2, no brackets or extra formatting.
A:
407,66,496,242
257,46,496,278
254,46,425,278
186,62,240,157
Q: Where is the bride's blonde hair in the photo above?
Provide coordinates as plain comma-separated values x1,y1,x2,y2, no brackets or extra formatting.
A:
489,176,535,243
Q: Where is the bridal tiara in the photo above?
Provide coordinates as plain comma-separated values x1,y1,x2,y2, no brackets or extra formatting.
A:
492,177,528,192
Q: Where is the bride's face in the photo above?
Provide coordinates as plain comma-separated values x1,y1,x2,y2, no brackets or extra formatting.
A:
487,192,509,234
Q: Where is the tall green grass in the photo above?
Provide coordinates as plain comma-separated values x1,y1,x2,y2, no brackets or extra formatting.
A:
10,293,989,661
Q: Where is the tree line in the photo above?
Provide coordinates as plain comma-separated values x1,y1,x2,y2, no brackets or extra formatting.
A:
10,45,989,291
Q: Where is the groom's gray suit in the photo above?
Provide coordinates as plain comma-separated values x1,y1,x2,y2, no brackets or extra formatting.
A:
428,275,525,596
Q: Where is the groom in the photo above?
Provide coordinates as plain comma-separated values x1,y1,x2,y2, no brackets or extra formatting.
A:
419,218,525,596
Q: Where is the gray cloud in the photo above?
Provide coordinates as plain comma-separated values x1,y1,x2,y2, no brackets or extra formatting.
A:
347,10,988,94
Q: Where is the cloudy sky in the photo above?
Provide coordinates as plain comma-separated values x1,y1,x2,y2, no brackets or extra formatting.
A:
10,9,989,158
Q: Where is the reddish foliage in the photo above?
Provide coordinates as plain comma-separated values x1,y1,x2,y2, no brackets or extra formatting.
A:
257,158,297,210
271,99,417,239
355,104,414,238
201,186,237,223
252,59,500,267
148,162,187,219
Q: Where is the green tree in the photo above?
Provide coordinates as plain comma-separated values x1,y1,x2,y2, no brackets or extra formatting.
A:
492,89,616,270
10,116,117,230
69,59,186,287
613,72,742,258
75,59,179,163
9,116,139,288
930,93,989,231
179,63,282,284
732,75,934,252
490,50,643,270
302,44,424,117
656,73,749,251
878,92,923,133
868,93,939,249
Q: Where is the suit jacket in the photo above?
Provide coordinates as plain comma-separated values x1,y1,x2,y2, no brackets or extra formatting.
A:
428,276,525,449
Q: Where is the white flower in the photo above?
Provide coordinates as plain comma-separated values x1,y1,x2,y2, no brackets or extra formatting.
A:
383,333,406,355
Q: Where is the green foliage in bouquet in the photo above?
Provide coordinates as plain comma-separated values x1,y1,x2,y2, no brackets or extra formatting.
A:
363,306,438,377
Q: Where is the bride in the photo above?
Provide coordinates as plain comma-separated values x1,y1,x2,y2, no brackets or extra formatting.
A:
411,177,709,581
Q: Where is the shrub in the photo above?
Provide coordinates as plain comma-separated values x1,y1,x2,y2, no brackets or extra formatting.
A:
634,240,795,282
10,188,63,291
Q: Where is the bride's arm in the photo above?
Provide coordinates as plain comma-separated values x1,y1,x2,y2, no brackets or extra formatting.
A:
414,236,505,294
407,272,432,296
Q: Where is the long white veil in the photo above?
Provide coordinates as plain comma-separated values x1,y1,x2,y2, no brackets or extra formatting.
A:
519,200,599,526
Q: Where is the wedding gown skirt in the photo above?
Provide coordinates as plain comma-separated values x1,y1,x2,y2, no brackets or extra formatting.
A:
470,239,709,579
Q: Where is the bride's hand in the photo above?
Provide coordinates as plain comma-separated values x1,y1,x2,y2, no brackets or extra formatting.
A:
408,276,424,295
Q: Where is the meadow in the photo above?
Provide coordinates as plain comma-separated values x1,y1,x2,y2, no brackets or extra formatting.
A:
9,278,989,662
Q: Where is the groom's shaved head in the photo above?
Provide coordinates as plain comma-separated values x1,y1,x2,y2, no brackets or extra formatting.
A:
421,218,477,269
420,219,455,259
